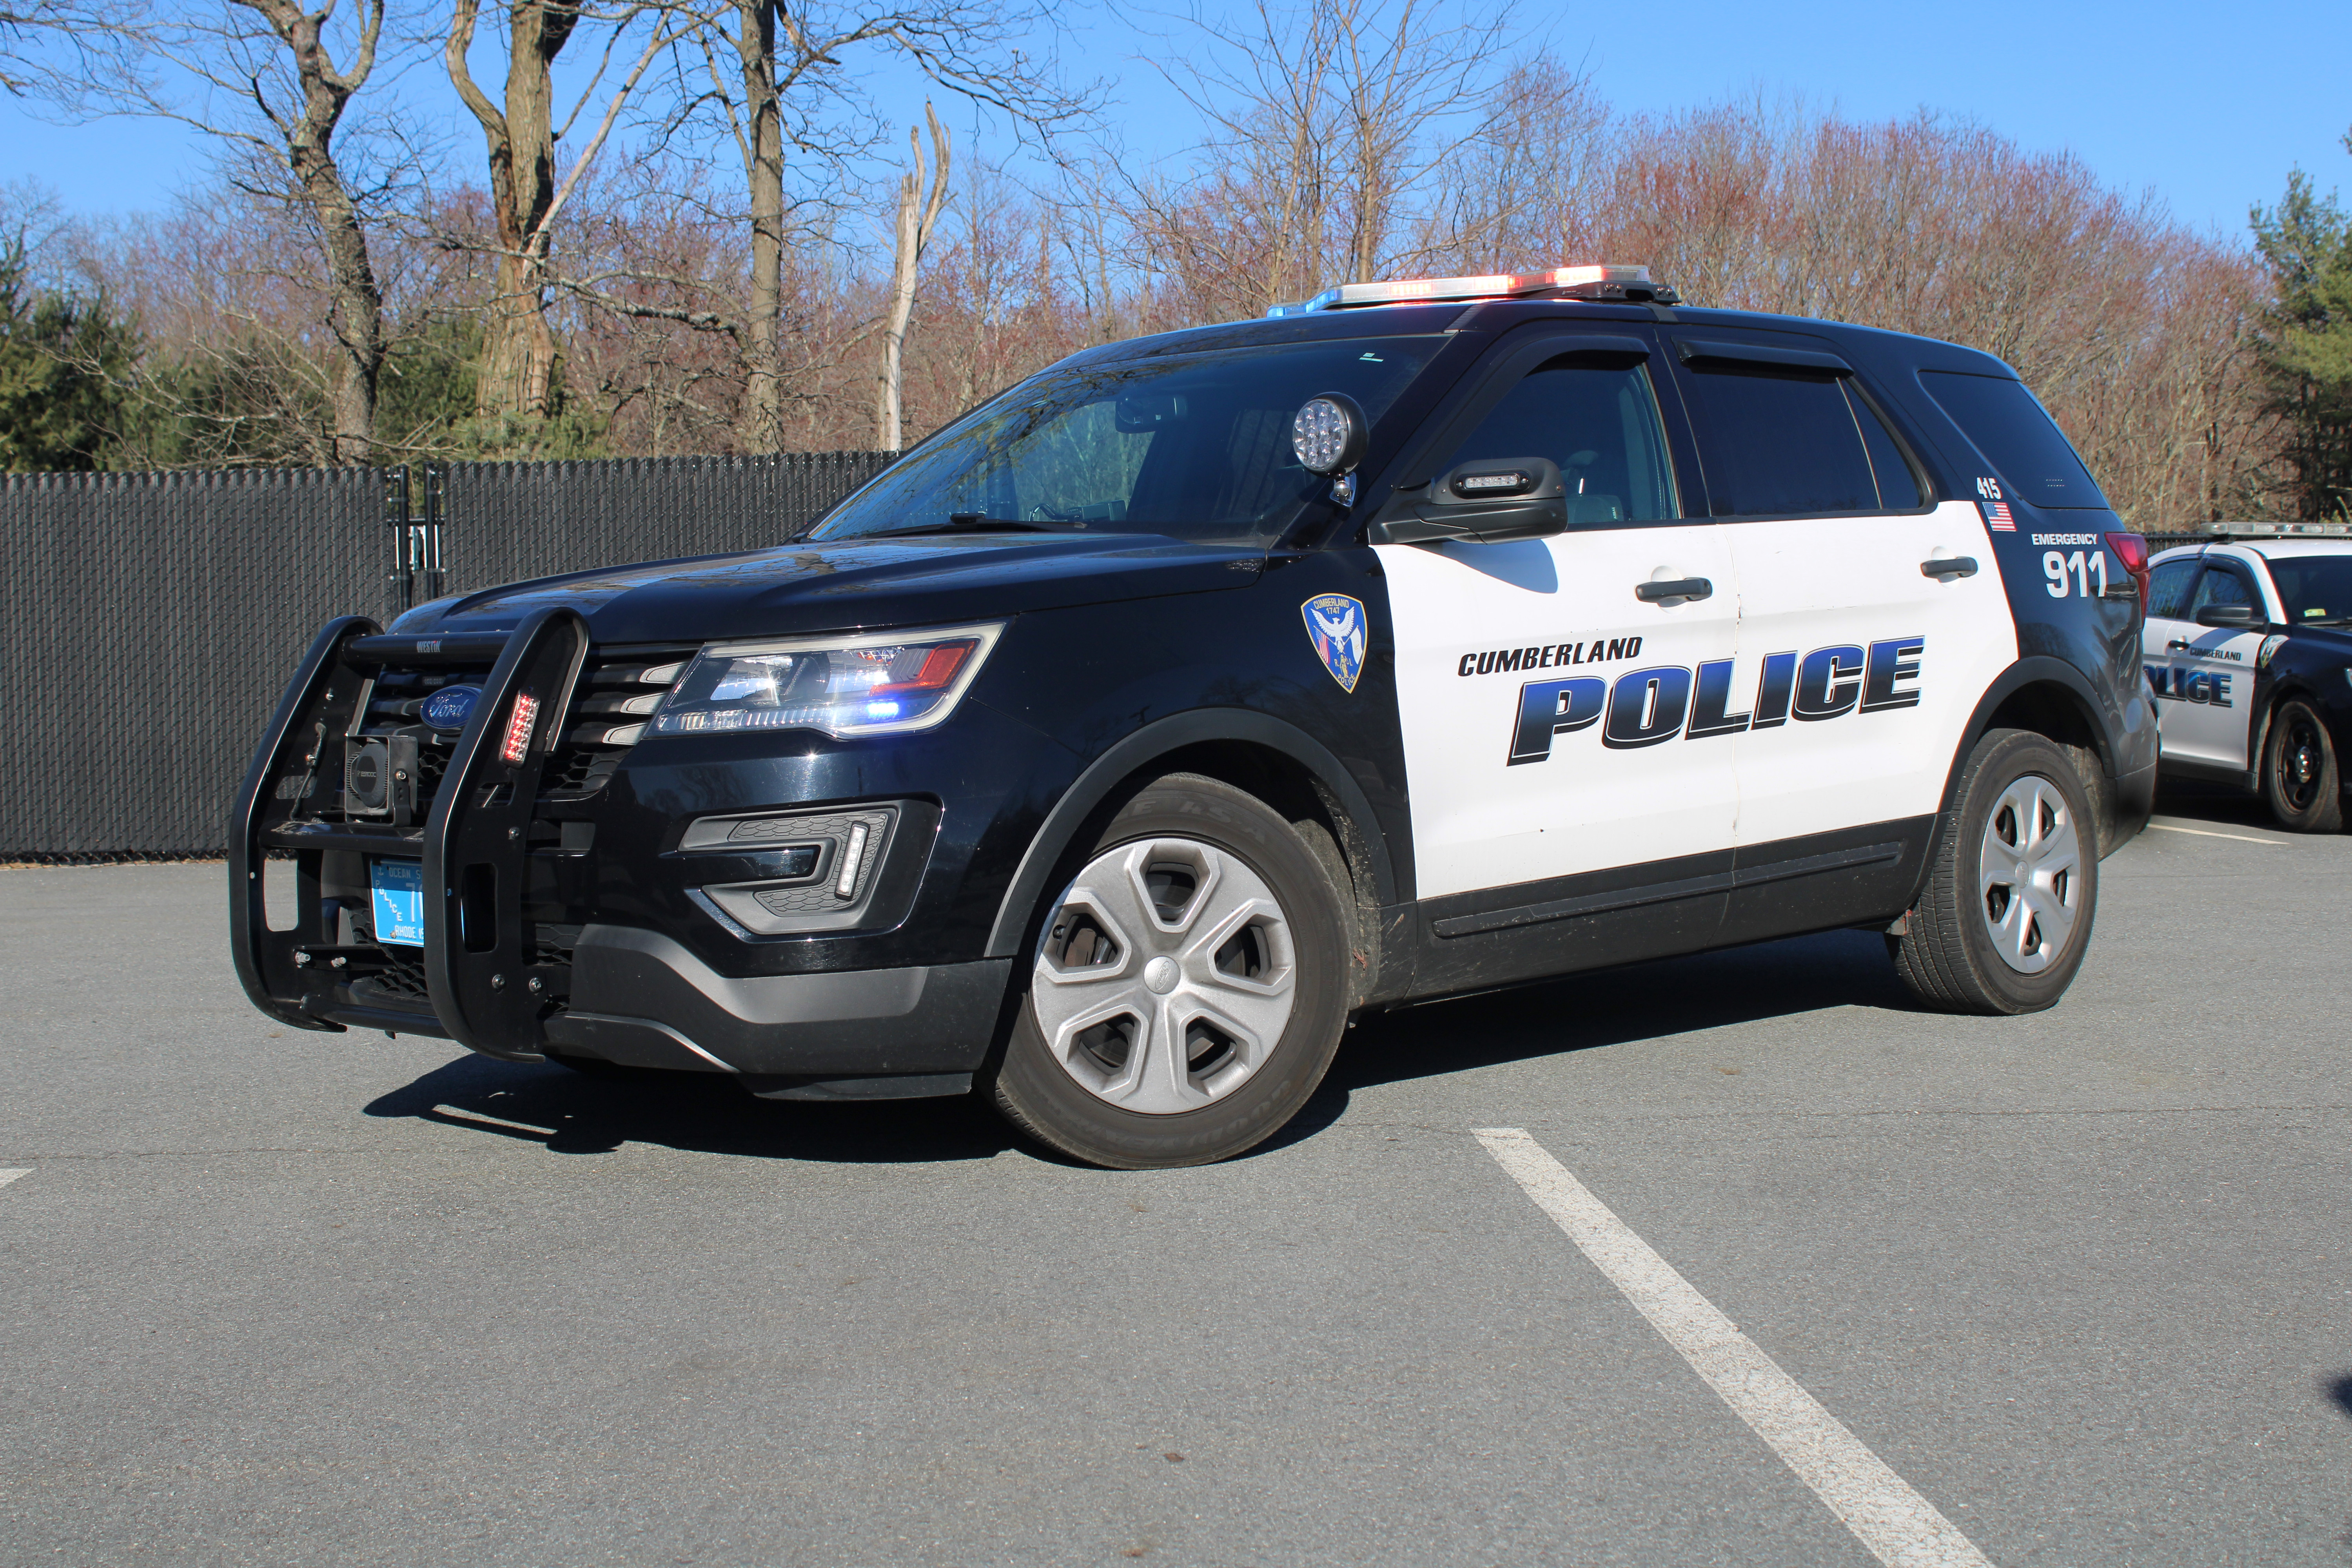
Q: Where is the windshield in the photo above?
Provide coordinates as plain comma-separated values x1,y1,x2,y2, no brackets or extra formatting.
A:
806,336,1440,546
2267,554,2352,624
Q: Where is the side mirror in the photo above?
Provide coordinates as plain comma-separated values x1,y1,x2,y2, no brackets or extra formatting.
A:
1367,457,1568,546
2194,602,2260,630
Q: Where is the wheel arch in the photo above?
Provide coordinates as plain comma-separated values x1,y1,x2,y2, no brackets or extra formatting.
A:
984,711,1402,971
1939,658,2125,854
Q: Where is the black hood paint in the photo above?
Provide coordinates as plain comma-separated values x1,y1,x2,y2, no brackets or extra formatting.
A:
390,532,1264,644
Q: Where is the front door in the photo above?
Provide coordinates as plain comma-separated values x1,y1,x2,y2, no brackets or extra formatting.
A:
2144,555,2264,769
1383,335,1740,904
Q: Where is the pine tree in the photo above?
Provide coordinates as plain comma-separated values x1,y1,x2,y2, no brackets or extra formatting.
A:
2252,150,2352,517
0,237,136,472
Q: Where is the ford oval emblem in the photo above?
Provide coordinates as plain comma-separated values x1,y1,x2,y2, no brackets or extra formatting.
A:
421,684,483,731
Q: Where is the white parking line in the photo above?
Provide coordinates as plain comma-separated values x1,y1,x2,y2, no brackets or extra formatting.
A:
2147,820,2281,845
0,1169,27,1189
1474,1129,1995,1568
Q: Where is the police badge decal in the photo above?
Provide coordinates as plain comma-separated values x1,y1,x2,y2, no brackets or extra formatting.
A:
1301,593,1367,693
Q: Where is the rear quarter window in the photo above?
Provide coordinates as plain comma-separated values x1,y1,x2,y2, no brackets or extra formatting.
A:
1918,370,2108,510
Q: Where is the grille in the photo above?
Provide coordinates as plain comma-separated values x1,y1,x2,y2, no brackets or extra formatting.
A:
543,652,690,799
336,662,497,825
356,949,430,1001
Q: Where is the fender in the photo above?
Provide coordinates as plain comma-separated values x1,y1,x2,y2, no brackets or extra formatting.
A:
984,708,1403,959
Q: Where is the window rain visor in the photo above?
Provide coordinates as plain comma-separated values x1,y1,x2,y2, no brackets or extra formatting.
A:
806,337,1440,545
650,622,1003,740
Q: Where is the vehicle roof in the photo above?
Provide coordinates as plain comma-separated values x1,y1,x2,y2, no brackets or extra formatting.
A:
1062,296,2019,379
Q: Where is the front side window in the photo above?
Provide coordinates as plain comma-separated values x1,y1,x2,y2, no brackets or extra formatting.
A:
1681,364,1917,517
2145,558,2201,620
807,337,1439,546
1436,356,1680,526
2188,563,2256,615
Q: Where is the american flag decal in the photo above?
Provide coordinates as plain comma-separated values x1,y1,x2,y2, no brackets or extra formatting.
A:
1979,499,2015,532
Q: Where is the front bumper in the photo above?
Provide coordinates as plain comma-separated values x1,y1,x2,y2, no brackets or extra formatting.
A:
229,612,1014,1100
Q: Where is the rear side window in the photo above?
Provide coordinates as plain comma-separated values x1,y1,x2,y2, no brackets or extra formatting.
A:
1918,370,2108,510
2146,558,2201,620
1680,365,1920,516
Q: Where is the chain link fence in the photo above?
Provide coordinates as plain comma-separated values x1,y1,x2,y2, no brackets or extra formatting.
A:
0,452,891,860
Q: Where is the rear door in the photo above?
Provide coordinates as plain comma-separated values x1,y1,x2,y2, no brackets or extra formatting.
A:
1662,331,2016,913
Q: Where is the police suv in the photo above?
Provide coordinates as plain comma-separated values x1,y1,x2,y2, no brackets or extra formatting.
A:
231,263,2155,1169
2144,527,2352,831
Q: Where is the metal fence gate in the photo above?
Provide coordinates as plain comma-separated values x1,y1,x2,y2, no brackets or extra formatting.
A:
0,452,891,860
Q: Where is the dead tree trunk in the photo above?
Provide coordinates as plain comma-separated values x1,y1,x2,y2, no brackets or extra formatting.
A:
877,104,949,451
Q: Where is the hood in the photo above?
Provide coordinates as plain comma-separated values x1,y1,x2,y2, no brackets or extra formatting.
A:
391,531,1265,644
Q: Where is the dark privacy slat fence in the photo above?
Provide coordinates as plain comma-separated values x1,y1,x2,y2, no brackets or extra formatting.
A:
0,452,893,859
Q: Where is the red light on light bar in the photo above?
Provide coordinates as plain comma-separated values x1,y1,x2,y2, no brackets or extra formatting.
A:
499,693,540,764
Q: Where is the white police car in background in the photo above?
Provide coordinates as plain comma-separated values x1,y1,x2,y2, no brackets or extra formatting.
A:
236,262,2157,1168
2145,526,2352,830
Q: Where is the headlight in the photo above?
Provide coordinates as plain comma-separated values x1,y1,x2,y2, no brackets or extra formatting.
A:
649,621,1003,740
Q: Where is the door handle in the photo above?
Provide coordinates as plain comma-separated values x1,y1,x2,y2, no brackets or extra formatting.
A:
2165,639,2192,652
1634,577,1713,603
1920,555,1978,580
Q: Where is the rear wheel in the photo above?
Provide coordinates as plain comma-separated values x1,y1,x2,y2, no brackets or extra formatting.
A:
988,774,1350,1169
1890,728,2098,1014
2260,697,2343,832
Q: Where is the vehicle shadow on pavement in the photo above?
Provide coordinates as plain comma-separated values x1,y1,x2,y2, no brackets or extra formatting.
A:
1257,926,1919,1154
363,1053,1020,1165
2151,777,2294,833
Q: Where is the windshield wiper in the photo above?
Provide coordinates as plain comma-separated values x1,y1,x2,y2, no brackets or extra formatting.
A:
849,515,1077,541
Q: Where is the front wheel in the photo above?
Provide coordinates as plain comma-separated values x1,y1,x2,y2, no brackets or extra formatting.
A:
2261,698,2343,832
988,773,1350,1169
1889,728,2099,1015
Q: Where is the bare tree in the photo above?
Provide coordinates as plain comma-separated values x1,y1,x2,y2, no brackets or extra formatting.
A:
445,0,701,424
1122,0,1514,319
39,0,396,460
876,102,946,448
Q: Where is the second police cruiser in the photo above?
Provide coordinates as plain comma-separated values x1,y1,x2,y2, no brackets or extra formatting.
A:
2143,527,2352,831
231,263,2156,1169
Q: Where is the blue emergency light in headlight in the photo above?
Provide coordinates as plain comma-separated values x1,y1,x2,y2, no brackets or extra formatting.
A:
651,621,1002,740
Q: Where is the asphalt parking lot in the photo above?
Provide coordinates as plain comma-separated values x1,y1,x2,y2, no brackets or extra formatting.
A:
2,785,2347,1568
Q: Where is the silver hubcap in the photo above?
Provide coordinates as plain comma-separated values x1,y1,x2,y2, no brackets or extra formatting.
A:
1032,837,1298,1114
1978,773,2081,974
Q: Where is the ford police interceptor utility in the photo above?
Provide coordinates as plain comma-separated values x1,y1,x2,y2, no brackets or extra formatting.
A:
231,263,2155,1169
2144,527,2352,831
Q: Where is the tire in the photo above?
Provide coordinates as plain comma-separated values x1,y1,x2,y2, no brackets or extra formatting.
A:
2260,697,2344,832
1889,728,2099,1015
988,773,1350,1169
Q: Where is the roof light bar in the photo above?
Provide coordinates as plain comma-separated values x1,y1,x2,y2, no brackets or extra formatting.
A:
2204,521,2352,537
1265,263,1676,318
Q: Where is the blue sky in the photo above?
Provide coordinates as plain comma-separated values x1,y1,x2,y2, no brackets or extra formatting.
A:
2,0,2344,245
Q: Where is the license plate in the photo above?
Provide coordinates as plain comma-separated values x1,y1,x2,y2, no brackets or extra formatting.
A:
370,859,426,947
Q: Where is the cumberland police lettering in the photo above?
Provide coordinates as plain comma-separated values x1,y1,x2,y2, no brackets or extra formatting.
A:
1509,637,1926,764
1459,637,1640,678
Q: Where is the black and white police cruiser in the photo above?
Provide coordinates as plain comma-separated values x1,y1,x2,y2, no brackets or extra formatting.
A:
2144,524,2352,830
231,263,2156,1168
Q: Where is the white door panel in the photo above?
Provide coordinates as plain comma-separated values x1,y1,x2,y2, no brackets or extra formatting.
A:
2145,625,2259,766
1384,524,1740,900
1726,499,2018,846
